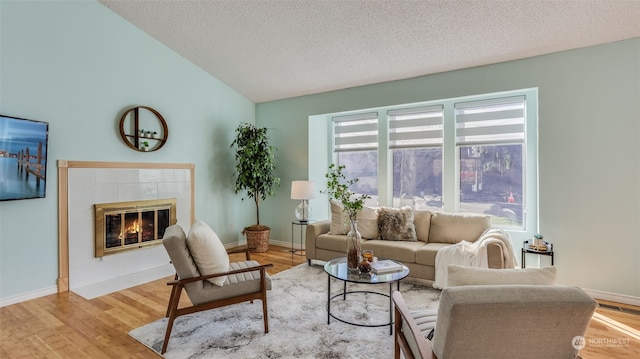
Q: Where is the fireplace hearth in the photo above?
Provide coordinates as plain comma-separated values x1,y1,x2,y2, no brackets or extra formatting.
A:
94,198,177,257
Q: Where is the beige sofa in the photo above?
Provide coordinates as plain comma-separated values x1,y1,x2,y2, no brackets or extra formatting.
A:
305,209,512,282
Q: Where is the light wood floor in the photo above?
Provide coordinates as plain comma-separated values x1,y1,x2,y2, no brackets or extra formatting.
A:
0,245,638,358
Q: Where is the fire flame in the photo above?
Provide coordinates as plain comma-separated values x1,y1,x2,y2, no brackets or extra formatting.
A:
118,220,140,240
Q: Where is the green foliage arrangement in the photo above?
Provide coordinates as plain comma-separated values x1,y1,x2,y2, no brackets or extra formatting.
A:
323,163,370,222
231,123,280,227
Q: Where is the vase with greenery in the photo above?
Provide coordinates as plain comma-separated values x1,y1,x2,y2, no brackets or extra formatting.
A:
231,123,280,252
324,163,370,271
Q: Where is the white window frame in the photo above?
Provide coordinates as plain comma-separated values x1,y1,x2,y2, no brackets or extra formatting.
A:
318,88,538,240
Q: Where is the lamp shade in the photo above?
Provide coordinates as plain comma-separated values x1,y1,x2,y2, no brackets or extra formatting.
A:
290,181,316,200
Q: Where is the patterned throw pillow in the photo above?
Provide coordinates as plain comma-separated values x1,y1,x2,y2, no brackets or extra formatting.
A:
377,206,417,241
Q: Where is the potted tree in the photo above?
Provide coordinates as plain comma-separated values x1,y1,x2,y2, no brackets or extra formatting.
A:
231,123,280,252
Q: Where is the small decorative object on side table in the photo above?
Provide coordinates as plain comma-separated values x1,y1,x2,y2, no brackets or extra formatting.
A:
522,240,554,268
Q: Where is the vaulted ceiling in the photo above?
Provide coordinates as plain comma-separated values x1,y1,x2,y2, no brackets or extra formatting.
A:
99,0,640,103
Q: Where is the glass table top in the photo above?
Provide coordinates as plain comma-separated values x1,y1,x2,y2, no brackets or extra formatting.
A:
323,257,409,284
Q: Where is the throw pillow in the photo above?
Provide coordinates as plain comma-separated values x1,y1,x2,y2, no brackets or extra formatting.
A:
377,206,417,241
328,200,349,235
413,210,432,243
186,219,229,286
446,265,557,287
356,206,379,239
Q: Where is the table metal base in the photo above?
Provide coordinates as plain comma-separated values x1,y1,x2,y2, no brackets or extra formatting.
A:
326,276,400,335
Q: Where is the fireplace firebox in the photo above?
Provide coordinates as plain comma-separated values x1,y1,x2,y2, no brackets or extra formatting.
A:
94,198,177,257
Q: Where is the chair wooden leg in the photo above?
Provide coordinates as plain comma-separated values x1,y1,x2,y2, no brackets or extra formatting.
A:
262,295,269,333
162,283,183,354
260,268,269,333
165,274,179,317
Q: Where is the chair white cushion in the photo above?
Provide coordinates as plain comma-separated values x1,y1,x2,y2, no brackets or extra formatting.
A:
446,264,557,287
186,219,229,286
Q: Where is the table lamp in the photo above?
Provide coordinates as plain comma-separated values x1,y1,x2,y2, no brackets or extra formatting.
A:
291,180,316,222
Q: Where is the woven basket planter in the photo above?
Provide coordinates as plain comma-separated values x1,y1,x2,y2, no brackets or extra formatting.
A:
245,228,270,253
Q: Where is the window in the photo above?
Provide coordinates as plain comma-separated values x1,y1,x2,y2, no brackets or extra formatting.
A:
333,113,378,196
388,105,443,211
456,96,526,228
325,89,537,234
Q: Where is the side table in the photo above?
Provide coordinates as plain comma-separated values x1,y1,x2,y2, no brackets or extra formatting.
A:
521,240,554,268
290,220,315,258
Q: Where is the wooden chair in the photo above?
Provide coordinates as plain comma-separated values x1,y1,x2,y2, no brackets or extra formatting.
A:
161,225,273,354
393,285,597,359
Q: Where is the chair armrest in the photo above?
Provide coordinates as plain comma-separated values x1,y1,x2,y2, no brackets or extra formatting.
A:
168,263,274,286
392,291,435,359
226,246,251,260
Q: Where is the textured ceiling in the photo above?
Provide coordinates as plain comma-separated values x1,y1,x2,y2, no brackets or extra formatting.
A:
99,0,639,103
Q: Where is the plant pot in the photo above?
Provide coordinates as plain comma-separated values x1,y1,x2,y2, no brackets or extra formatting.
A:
244,225,270,253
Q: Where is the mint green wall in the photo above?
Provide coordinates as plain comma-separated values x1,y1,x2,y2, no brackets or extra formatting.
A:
0,0,255,300
257,38,640,297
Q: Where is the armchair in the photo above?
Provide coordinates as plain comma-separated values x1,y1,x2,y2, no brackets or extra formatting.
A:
161,224,273,354
393,285,597,359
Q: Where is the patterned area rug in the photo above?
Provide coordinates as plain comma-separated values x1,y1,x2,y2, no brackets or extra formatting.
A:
129,263,440,358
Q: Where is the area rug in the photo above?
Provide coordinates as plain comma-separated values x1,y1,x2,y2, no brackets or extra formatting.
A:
129,263,440,358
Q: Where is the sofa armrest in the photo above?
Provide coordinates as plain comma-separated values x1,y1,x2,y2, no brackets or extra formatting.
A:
305,220,330,261
487,243,504,269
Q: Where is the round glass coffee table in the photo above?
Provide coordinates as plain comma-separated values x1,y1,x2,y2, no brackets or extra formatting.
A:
323,257,409,335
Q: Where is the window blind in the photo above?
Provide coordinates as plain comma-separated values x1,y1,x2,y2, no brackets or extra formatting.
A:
333,112,378,152
388,105,443,149
455,96,526,145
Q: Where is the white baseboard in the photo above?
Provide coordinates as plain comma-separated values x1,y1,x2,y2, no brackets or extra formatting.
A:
583,288,640,306
0,285,58,308
224,239,303,251
270,239,302,250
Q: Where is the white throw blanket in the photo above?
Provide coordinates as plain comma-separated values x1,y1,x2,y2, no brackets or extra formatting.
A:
432,228,517,289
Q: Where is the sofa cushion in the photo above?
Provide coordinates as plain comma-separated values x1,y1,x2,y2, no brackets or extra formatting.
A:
356,206,379,239
328,200,349,235
186,219,229,286
446,265,557,287
362,240,425,263
428,212,491,244
415,242,452,266
377,206,417,241
414,210,432,243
